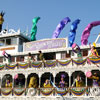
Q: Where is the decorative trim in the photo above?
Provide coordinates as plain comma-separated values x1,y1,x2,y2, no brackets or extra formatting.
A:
31,62,42,68
13,88,25,96
1,88,12,96
40,88,54,96
45,61,57,67
18,62,29,69
6,64,17,69
0,64,5,70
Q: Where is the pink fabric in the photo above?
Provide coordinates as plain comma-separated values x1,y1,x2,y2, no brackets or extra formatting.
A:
86,71,92,77
87,58,91,64
81,21,100,45
14,74,18,79
72,43,77,48
91,49,97,57
2,51,5,55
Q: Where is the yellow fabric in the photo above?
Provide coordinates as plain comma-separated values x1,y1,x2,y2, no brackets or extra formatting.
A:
5,82,12,87
90,49,99,57
43,83,52,88
28,77,37,88
75,80,83,87
0,15,4,24
93,42,96,47
92,76,99,80
94,49,99,56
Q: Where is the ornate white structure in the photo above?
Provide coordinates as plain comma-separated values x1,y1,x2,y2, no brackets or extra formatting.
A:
0,29,100,100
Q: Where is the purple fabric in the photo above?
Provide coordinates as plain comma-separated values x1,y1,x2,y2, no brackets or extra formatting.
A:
93,79,98,86
52,17,71,38
81,21,100,45
60,81,65,88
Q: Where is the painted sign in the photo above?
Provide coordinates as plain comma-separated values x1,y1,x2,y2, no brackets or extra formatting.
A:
0,47,15,51
24,38,68,51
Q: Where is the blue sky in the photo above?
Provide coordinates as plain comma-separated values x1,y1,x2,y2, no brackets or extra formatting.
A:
0,0,100,45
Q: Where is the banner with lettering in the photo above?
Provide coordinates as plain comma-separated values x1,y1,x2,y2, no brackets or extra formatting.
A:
24,38,68,51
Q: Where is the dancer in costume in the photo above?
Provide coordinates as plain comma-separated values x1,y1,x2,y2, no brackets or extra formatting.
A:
59,74,66,88
92,73,99,87
72,75,84,87
87,43,100,66
87,72,99,87
89,43,99,58
5,79,12,88
27,52,32,67
0,11,5,32
43,79,52,88
38,50,45,67
72,43,83,61
2,51,12,63
38,51,44,61
28,76,37,88
27,53,32,62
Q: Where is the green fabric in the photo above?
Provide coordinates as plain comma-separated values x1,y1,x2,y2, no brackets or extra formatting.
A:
31,17,40,41
77,52,82,57
77,52,83,61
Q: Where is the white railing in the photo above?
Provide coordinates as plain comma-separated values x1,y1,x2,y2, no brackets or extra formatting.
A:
0,57,99,71
0,87,100,97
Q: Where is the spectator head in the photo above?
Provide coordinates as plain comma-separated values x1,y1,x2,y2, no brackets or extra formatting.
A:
38,50,42,53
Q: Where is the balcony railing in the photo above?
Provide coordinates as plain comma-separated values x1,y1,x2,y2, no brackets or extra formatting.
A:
0,57,100,70
0,87,100,97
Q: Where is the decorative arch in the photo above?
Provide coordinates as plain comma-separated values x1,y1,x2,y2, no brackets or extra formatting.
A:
27,73,39,88
14,73,25,88
40,72,53,87
2,74,12,88
55,71,69,87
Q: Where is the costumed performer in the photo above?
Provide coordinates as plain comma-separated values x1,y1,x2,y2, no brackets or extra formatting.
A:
72,75,84,87
89,43,99,58
5,79,12,88
2,51,12,63
38,50,45,67
43,79,52,88
72,43,83,61
28,76,37,88
87,72,99,87
59,74,66,88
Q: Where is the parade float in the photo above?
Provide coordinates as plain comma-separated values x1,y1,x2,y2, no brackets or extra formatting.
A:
0,15,100,100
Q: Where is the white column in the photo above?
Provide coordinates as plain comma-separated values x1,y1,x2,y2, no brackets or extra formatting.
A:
0,74,2,88
86,77,87,87
85,71,87,87
17,37,19,45
1,74,4,88
39,73,42,88
53,72,56,84
12,73,14,88
25,74,28,88
69,71,71,87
